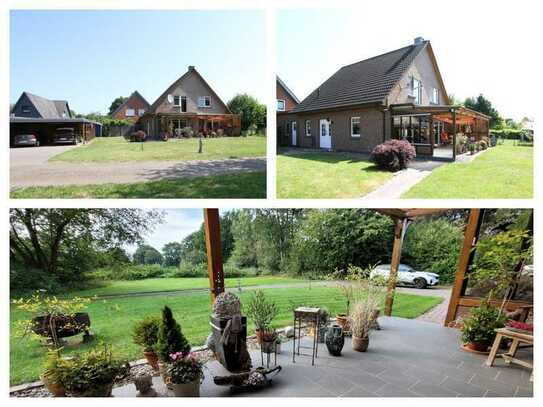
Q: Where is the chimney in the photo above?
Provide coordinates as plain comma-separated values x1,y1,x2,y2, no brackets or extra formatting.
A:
414,37,424,45
188,65,195,71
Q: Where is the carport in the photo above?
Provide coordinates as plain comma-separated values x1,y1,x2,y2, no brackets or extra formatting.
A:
10,117,99,146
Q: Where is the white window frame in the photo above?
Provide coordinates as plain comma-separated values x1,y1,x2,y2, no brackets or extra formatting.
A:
125,108,135,117
173,96,181,107
410,77,422,105
198,96,211,108
431,88,439,105
277,99,286,112
138,109,145,116
305,120,311,137
351,116,361,138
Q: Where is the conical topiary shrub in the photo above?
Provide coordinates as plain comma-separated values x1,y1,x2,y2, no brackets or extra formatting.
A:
156,306,191,361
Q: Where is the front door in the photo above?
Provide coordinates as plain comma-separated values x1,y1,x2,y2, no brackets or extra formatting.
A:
320,119,331,149
291,121,297,146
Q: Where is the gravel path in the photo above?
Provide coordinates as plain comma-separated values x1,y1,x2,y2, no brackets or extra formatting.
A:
10,156,266,188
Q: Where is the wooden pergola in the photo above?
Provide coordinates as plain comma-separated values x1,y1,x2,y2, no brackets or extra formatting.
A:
203,208,532,327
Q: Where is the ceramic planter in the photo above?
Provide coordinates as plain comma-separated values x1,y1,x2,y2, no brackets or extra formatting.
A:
143,350,159,371
324,324,344,356
352,335,369,352
170,378,200,397
41,374,65,397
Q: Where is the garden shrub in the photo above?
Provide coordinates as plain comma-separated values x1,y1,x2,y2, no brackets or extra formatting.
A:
86,264,169,281
156,306,191,361
170,261,208,278
371,139,416,171
479,139,488,150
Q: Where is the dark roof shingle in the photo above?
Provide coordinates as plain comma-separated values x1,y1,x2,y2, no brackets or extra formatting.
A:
292,42,427,113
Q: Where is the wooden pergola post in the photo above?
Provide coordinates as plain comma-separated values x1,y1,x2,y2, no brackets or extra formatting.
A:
444,209,482,326
203,209,225,302
384,218,406,316
452,108,457,160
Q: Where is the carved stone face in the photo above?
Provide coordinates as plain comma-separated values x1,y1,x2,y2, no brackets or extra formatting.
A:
134,374,153,393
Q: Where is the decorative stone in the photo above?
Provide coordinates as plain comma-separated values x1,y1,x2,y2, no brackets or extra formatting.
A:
133,373,157,397
283,326,295,338
324,324,344,356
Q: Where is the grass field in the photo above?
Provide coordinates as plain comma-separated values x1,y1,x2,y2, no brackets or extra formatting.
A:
70,276,310,297
402,142,533,198
10,285,442,385
50,136,266,163
277,152,393,198
10,171,266,199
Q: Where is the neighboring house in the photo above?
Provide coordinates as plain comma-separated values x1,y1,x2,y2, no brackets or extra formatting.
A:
10,92,99,145
278,37,490,160
276,76,300,146
110,91,151,123
140,66,241,138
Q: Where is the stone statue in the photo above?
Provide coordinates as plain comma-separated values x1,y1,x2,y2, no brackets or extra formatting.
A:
134,373,157,397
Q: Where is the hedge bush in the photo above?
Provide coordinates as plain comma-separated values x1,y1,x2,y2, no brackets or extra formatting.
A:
371,139,416,171
87,264,172,281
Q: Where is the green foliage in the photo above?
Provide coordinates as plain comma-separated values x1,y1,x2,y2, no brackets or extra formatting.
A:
87,264,171,281
162,242,183,267
464,94,502,128
461,302,506,345
132,316,161,351
288,209,394,276
246,290,278,331
171,261,208,278
227,94,266,131
167,352,203,384
156,306,191,361
57,345,128,396
402,219,464,283
133,245,163,265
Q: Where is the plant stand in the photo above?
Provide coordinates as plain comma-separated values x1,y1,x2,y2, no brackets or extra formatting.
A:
292,307,320,366
260,341,278,368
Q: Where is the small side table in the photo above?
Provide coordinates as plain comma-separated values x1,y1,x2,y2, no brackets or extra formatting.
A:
292,307,320,366
486,327,533,377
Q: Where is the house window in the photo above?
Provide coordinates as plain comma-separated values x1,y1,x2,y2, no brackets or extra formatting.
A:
181,96,187,112
431,88,439,105
198,96,211,108
21,105,32,114
351,117,361,137
173,96,180,106
277,99,286,111
392,114,431,145
138,109,145,116
125,108,135,117
410,77,422,104
305,120,311,137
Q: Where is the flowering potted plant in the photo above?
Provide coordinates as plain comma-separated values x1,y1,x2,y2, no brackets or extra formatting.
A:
132,316,161,371
167,352,203,397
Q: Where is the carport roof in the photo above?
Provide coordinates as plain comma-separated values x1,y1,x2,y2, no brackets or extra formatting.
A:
10,117,101,125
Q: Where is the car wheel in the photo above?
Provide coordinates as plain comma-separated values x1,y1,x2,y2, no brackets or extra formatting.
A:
414,278,427,289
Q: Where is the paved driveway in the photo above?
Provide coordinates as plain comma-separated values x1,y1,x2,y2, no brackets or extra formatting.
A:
10,144,77,167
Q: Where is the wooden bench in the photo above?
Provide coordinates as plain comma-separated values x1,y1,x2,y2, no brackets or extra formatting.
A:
486,327,533,377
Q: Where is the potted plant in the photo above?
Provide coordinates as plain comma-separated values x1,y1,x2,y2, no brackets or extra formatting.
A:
461,302,506,352
260,329,278,354
167,352,203,397
60,345,127,397
275,334,285,354
41,350,67,397
132,315,161,371
156,306,191,383
246,290,278,343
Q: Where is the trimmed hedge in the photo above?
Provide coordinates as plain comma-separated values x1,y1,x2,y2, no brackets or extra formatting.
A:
490,129,531,140
371,139,416,171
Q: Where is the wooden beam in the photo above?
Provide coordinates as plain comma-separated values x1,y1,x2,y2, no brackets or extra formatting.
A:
444,209,482,325
384,218,405,316
203,209,225,302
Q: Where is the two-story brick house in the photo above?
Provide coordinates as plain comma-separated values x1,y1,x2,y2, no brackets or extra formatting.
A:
110,91,150,123
278,38,490,160
276,76,299,146
140,66,241,138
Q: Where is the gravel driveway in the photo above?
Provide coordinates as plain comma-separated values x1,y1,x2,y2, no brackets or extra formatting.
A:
10,146,266,188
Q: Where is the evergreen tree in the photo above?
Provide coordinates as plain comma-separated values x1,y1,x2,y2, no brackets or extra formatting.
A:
156,306,191,361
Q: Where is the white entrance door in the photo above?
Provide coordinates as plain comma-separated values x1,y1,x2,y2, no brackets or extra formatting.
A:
320,119,331,149
291,121,297,146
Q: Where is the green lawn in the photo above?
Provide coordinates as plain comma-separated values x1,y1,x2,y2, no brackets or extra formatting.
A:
50,136,266,163
70,276,310,297
10,171,266,199
402,142,533,198
277,153,393,198
10,285,442,385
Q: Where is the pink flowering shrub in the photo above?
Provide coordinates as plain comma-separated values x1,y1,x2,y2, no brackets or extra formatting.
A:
371,139,416,171
166,352,203,384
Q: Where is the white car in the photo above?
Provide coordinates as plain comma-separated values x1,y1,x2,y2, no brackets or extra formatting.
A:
370,264,439,289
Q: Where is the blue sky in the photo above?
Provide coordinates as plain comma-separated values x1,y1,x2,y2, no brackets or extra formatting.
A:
10,10,266,114
277,5,539,120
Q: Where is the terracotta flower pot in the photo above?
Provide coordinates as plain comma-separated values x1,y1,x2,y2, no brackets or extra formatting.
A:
466,341,490,352
352,335,369,352
41,374,65,397
255,329,263,343
171,378,200,397
143,350,159,371
336,314,351,332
